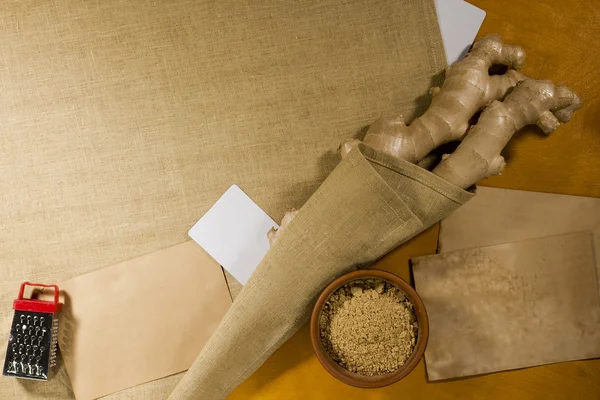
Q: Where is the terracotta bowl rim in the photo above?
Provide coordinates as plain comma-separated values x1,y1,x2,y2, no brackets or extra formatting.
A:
310,269,429,388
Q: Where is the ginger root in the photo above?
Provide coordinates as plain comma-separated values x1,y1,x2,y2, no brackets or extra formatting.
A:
363,34,526,163
432,79,581,188
267,209,298,245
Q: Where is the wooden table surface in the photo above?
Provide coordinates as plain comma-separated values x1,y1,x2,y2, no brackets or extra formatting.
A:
230,0,600,399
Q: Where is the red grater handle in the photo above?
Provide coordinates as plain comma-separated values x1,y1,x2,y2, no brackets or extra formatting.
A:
14,282,61,313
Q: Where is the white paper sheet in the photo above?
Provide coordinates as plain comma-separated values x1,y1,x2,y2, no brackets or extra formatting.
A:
188,185,278,285
435,0,486,64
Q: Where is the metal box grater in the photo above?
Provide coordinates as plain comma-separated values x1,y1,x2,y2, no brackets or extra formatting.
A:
3,282,62,381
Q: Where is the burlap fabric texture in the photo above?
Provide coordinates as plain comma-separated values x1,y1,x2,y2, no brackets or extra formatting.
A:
0,0,447,398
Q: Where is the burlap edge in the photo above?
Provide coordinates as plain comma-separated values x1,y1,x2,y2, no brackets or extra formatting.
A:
358,143,475,205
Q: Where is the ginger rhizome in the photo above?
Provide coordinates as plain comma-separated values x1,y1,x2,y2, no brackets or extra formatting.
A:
433,79,580,188
363,35,527,164
267,209,298,245
354,34,581,188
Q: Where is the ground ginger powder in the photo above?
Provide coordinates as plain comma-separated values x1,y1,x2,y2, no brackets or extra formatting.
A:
319,278,418,375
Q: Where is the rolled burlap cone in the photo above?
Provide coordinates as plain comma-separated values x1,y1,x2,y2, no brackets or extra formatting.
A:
169,144,473,399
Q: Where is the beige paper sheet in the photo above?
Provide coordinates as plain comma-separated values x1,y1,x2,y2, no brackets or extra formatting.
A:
439,186,600,252
51,241,231,400
412,232,600,381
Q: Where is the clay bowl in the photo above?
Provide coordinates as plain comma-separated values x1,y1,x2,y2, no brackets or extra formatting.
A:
310,269,429,388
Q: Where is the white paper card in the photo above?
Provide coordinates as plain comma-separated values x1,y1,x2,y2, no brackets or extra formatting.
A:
188,185,278,285
435,0,486,64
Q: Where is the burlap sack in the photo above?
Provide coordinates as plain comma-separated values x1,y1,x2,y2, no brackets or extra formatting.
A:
169,144,473,399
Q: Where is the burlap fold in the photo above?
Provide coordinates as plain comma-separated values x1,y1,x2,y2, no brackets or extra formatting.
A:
169,145,473,400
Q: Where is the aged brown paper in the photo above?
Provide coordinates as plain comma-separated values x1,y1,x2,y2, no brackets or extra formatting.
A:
413,232,600,381
439,186,600,252
52,242,231,400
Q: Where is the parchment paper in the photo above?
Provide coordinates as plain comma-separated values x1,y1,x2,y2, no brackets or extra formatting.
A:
52,241,231,400
439,186,600,252
413,232,600,381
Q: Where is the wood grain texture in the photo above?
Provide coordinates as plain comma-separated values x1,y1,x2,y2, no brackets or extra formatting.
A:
230,0,600,398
